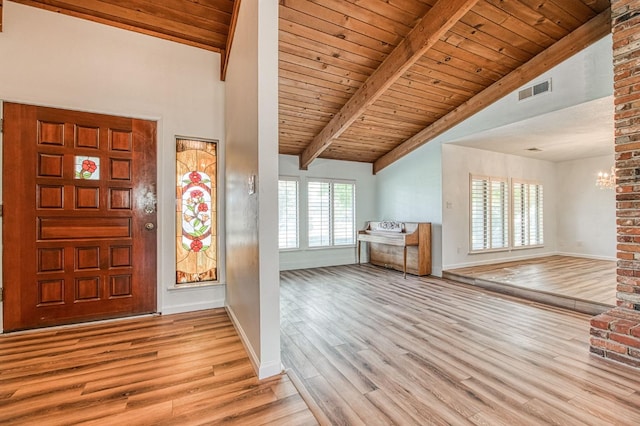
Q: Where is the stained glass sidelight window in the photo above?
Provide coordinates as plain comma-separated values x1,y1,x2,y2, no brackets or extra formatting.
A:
176,138,217,284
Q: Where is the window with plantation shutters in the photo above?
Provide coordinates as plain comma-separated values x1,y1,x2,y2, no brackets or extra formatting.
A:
308,181,331,247
278,178,298,249
308,179,356,247
332,182,355,246
512,180,544,248
470,175,509,251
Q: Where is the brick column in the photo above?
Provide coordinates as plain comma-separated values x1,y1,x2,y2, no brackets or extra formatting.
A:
590,0,640,368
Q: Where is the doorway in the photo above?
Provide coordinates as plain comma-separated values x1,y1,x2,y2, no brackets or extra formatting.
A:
2,102,157,331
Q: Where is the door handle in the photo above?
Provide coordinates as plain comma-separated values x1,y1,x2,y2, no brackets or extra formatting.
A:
145,222,155,231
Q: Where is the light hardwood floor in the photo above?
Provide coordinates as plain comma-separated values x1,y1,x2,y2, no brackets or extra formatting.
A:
444,255,616,310
0,308,317,425
281,264,640,425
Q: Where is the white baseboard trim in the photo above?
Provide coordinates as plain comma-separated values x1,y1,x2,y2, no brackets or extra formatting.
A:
443,251,616,270
279,248,358,271
280,258,356,271
225,305,260,378
443,252,556,270
258,359,284,380
555,252,617,262
161,298,225,315
226,306,283,380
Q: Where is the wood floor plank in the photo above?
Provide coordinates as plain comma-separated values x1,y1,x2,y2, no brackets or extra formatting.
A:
292,324,378,394
169,376,262,417
0,308,318,425
1,342,231,399
261,407,319,426
281,265,640,425
38,400,132,426
281,332,321,380
445,255,616,306
160,386,279,425
356,348,476,425
303,375,368,426
216,394,316,426
288,333,388,425
76,401,173,426
365,388,429,425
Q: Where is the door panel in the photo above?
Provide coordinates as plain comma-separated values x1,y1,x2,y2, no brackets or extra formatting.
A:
3,103,157,331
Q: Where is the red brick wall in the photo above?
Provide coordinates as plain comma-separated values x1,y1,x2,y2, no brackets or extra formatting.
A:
590,0,640,368
591,308,640,367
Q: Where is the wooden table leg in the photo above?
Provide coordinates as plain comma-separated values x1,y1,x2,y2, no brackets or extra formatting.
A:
403,246,407,279
357,240,361,265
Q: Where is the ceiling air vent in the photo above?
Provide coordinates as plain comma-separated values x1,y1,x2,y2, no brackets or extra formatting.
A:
518,79,551,101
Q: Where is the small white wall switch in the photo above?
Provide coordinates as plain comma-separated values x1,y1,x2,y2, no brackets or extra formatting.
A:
248,175,256,194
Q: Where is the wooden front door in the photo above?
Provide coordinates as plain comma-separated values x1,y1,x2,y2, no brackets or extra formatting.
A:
2,103,157,332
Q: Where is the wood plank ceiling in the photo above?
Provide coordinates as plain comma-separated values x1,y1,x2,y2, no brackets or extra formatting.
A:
8,0,612,172
279,0,611,172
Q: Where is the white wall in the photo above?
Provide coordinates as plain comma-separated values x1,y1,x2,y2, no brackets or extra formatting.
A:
0,1,226,322
376,141,443,276
279,154,377,270
556,154,616,260
441,144,558,269
225,0,281,379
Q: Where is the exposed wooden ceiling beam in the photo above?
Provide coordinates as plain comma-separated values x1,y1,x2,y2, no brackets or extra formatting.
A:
220,0,241,81
298,0,481,170
0,0,3,32
373,8,612,174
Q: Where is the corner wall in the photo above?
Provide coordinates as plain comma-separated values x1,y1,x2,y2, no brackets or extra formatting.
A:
376,141,443,276
556,154,616,260
224,0,281,379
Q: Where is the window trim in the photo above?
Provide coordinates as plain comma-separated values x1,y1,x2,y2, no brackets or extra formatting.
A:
307,178,356,248
511,178,544,249
469,174,509,253
174,136,220,287
469,174,545,254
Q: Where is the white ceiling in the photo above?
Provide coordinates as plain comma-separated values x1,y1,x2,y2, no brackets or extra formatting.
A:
446,96,614,162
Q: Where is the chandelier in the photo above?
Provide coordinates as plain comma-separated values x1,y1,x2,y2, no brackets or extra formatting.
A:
596,166,616,190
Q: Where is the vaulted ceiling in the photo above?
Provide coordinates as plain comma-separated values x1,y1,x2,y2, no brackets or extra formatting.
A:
7,0,612,172
279,0,611,173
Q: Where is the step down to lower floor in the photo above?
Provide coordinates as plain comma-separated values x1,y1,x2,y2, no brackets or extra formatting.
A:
442,271,612,316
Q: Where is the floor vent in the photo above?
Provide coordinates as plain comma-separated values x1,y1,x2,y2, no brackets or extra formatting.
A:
518,79,551,101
